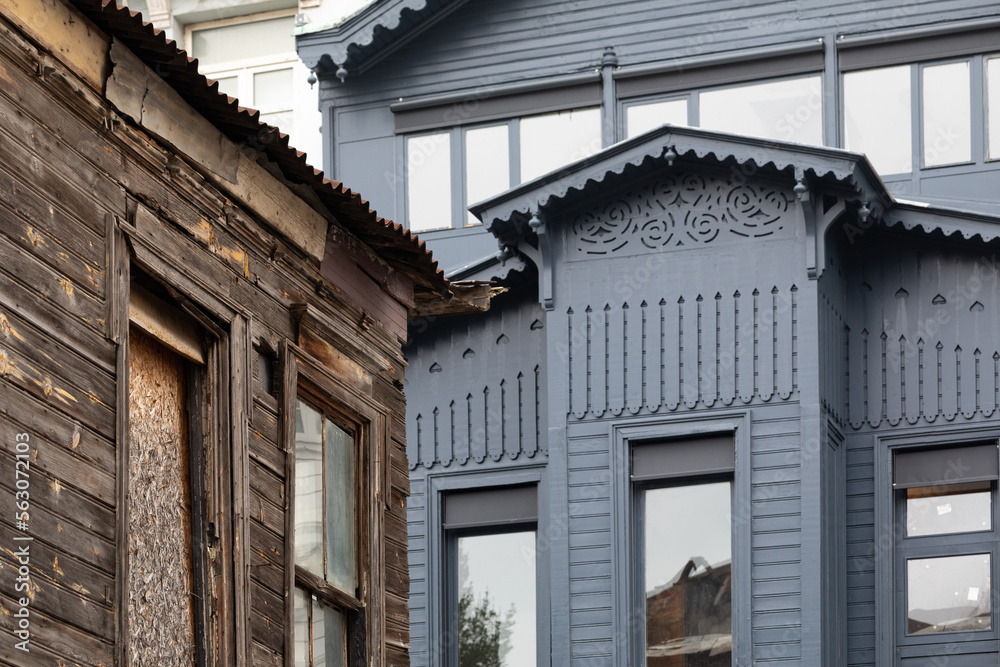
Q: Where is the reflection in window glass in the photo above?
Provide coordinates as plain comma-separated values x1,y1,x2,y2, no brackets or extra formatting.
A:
700,76,822,145
519,107,601,182
295,401,324,576
988,58,1000,160
294,400,355,591
313,603,348,667
325,419,355,593
466,125,510,225
844,66,912,174
294,589,348,667
457,531,536,667
407,133,452,231
906,482,992,537
190,16,295,68
644,482,732,666
923,62,971,167
294,589,309,667
907,554,992,635
626,99,689,138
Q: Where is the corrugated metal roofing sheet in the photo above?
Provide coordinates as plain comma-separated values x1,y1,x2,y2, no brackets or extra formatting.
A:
71,0,447,293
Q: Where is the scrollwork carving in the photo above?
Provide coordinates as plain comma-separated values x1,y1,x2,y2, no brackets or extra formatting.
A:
573,174,793,255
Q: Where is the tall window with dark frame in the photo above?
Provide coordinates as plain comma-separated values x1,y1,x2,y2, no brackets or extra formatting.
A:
892,442,999,658
632,435,735,667
293,397,362,667
443,486,538,667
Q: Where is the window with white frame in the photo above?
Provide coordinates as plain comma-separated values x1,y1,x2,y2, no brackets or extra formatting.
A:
186,11,323,169
622,74,823,145
404,107,601,232
442,486,538,667
843,55,1000,176
891,442,999,658
631,435,735,666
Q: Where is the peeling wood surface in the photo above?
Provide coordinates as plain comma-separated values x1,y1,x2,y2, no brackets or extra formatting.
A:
107,37,240,184
0,0,109,91
127,326,196,665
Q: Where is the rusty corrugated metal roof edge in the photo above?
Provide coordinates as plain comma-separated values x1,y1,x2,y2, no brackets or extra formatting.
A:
71,0,447,293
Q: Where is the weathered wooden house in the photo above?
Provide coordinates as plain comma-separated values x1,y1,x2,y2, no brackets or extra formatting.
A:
297,1,1000,666
0,1,487,665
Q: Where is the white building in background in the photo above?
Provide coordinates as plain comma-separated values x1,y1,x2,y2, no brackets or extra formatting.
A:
122,0,375,172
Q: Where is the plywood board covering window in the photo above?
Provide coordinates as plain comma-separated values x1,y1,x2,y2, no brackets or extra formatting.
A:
127,324,196,664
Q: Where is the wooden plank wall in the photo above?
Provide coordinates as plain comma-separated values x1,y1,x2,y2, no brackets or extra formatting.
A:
0,7,414,666
0,12,121,665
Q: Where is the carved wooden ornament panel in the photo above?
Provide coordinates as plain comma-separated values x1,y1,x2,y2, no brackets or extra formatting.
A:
571,174,794,257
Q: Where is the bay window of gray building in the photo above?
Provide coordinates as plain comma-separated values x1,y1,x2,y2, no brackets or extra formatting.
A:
442,485,539,667
631,435,735,667
892,442,999,659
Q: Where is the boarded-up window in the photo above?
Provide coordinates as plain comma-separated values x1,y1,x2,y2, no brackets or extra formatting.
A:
127,324,196,664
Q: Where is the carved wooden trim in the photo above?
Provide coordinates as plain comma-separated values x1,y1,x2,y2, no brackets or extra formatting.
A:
571,174,795,257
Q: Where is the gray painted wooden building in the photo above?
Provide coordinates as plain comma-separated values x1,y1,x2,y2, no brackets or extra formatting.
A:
298,2,1000,665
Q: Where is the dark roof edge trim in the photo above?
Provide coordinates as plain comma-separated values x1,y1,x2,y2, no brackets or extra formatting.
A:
613,38,824,81
837,14,1000,48
391,70,600,113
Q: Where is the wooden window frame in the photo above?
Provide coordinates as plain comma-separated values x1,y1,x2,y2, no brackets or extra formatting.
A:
112,206,254,666
282,342,389,667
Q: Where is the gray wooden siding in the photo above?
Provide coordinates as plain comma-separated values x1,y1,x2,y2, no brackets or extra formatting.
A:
333,0,1000,107
405,289,548,470
842,229,1000,428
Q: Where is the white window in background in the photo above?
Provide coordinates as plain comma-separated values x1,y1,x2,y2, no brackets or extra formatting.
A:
185,11,323,171
986,57,1000,160
844,65,913,175
465,124,510,225
626,98,689,139
406,132,452,232
404,107,601,232
922,62,971,167
519,107,602,182
700,75,823,145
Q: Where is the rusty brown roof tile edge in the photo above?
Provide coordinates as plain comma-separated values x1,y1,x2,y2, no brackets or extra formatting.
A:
71,0,447,294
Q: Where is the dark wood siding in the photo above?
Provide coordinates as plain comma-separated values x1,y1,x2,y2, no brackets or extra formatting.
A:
0,3,418,664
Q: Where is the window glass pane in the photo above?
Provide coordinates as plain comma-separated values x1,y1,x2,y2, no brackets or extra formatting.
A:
457,531,536,667
644,482,732,666
294,588,310,667
213,75,240,100
907,554,992,634
254,68,294,109
626,99,689,139
295,400,325,576
923,62,971,166
406,133,452,231
325,419,356,593
844,66,912,174
989,58,1000,160
519,107,601,182
906,482,992,536
190,16,295,68
465,125,510,225
313,603,348,667
699,76,822,145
